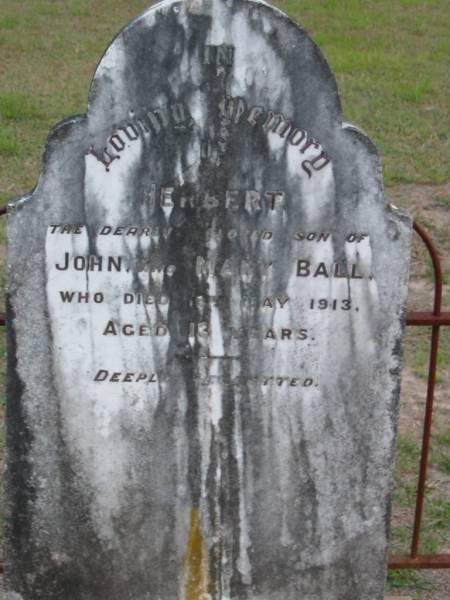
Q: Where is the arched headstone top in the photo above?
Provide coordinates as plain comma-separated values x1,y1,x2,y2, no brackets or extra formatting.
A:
89,0,341,121
86,0,344,171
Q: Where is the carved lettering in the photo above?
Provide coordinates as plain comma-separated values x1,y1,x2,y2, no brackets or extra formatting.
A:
297,260,367,279
88,100,193,171
102,321,169,337
120,124,140,141
263,111,292,138
204,44,235,66
86,146,119,171
294,231,331,242
301,150,331,178
94,370,158,383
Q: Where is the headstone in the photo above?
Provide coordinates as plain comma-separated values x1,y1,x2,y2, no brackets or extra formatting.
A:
5,1,412,599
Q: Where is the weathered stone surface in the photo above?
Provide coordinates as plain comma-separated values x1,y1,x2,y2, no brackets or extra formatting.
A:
5,1,411,599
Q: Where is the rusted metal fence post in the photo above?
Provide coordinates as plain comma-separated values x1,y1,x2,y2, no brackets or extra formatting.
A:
389,220,450,570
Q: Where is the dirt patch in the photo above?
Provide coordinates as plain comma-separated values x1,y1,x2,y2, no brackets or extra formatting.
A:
387,182,450,312
390,570,450,600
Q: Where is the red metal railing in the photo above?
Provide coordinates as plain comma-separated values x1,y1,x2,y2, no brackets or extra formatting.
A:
389,220,450,569
0,212,448,572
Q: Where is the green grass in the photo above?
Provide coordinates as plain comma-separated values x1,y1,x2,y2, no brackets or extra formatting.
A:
425,498,450,531
30,3,61,17
279,0,449,185
387,568,430,591
404,327,450,382
0,0,449,198
0,15,21,30
390,436,420,552
397,77,432,104
426,255,449,285
0,92,41,121
435,427,450,446
433,194,450,210
430,437,450,473
396,435,421,473
391,430,450,562
0,125,19,157
389,520,442,557
0,90,43,162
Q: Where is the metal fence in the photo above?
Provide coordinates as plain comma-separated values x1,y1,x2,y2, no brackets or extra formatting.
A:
0,210,448,572
389,220,450,570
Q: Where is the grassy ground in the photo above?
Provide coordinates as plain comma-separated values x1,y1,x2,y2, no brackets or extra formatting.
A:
0,0,448,199
0,1,449,597
280,0,450,185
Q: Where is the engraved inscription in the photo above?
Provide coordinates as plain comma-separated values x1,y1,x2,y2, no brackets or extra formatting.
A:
87,101,194,170
204,44,235,66
88,95,331,179
46,220,375,394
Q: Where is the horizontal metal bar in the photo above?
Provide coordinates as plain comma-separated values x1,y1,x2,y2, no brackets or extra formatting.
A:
406,312,450,326
389,554,450,569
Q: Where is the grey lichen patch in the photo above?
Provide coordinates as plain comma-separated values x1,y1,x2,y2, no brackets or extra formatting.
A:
5,1,411,599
